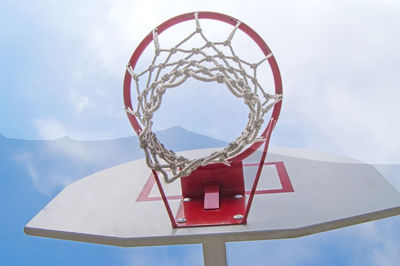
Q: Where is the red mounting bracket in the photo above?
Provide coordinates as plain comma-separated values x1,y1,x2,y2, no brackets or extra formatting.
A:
175,161,246,227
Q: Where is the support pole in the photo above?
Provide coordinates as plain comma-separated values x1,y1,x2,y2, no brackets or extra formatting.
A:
202,239,227,266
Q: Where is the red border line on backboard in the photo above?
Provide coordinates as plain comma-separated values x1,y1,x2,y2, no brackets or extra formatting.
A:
245,161,294,195
136,161,294,202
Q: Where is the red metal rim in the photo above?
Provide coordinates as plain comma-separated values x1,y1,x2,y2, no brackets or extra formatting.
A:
123,11,282,160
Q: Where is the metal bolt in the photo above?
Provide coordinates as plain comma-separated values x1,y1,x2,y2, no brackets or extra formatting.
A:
233,214,244,220
234,194,243,199
177,218,187,223
182,197,191,202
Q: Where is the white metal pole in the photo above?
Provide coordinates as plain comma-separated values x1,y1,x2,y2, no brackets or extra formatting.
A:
202,239,227,266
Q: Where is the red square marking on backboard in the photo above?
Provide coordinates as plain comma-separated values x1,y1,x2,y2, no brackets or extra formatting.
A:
136,161,294,202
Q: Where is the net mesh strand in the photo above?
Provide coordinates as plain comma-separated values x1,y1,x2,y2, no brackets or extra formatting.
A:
125,13,282,183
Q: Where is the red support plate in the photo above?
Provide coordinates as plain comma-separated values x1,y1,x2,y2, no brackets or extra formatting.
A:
176,161,246,227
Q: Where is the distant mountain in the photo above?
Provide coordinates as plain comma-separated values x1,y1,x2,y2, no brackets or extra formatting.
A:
156,126,227,151
0,126,227,196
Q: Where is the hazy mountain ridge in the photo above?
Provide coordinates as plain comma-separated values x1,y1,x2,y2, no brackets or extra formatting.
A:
0,126,227,196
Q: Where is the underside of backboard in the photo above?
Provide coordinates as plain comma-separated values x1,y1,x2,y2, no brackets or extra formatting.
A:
25,147,400,247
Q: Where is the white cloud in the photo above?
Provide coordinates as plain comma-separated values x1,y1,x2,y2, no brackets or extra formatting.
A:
13,152,39,185
226,217,400,266
11,136,133,195
372,241,400,266
8,0,400,163
69,88,94,113
227,239,318,266
13,151,69,195
123,245,203,266
256,0,400,164
358,219,400,266
32,118,66,139
89,0,399,163
373,164,400,191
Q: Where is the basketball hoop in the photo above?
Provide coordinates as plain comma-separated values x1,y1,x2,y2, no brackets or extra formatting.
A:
123,11,283,227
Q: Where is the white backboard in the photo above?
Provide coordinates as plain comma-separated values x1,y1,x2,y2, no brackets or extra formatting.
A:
25,147,400,247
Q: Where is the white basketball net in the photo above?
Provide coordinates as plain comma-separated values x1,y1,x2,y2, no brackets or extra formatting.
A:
126,13,282,183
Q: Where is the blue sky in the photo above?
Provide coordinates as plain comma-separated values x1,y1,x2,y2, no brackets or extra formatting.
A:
1,0,400,265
